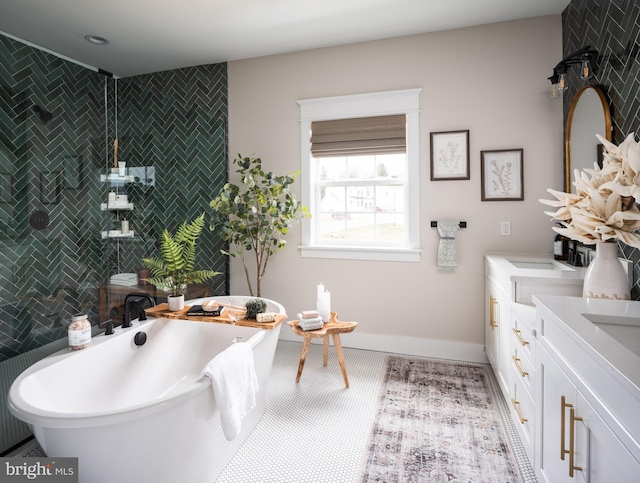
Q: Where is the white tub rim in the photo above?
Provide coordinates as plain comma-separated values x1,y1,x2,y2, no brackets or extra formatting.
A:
8,295,284,429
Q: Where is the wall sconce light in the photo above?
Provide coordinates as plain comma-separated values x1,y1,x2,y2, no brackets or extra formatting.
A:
548,46,598,98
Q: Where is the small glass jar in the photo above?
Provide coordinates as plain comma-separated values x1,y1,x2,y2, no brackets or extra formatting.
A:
68,313,91,351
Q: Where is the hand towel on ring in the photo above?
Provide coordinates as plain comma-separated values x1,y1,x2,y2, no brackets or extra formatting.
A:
437,222,460,270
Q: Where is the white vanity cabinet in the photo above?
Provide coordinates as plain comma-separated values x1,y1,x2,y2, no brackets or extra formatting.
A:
484,253,586,465
485,274,512,396
484,254,585,395
508,303,536,463
537,345,639,483
534,295,640,483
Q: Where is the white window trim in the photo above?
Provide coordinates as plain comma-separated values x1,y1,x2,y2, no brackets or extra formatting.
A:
298,89,422,262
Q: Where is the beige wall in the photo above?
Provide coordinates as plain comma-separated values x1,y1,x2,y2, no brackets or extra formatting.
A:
228,15,563,361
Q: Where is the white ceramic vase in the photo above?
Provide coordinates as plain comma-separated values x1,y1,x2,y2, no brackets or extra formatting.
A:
582,242,630,300
167,294,185,311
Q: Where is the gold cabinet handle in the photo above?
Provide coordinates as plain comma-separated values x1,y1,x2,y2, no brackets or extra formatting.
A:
561,395,572,461
512,356,529,378
489,295,498,330
511,398,528,424
489,295,495,329
512,327,530,346
569,407,583,477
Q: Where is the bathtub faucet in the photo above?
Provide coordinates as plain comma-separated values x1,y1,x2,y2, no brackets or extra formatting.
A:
99,319,114,335
123,292,156,328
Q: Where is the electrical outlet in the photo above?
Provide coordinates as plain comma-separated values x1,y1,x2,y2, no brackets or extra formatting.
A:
500,221,511,236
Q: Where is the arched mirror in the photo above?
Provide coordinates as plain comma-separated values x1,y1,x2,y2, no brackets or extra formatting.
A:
565,85,612,192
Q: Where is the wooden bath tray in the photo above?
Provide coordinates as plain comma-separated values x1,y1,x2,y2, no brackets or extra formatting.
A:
145,303,287,330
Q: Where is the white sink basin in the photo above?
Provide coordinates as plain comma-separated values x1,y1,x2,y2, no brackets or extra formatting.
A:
507,259,572,271
582,313,640,357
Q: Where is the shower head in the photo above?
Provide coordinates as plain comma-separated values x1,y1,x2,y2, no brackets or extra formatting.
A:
32,105,53,123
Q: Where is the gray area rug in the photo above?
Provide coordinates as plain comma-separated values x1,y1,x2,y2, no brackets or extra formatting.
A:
361,356,523,482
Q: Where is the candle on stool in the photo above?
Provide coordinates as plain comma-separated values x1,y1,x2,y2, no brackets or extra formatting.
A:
321,291,331,322
316,283,324,321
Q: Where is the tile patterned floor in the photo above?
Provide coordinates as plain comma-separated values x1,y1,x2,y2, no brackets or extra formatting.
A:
10,340,537,482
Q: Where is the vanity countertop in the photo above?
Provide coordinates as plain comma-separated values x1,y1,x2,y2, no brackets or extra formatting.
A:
533,294,640,392
485,252,588,284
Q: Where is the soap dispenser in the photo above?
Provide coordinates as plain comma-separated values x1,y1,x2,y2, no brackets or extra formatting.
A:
553,226,570,261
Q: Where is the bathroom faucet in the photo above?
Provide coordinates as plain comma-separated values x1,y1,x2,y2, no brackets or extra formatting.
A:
100,319,114,335
567,240,584,267
123,292,156,327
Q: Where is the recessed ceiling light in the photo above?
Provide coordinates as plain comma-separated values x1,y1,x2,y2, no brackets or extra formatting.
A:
84,35,110,45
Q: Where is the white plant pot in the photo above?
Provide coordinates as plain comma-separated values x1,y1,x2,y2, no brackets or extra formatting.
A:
167,294,185,311
582,242,630,300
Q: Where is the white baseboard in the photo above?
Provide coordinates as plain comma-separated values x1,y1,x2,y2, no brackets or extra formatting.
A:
278,331,489,364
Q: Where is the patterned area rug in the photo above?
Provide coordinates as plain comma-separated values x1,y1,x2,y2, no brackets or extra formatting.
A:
361,356,523,482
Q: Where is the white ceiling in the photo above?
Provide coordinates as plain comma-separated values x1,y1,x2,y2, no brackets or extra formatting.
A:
0,0,570,78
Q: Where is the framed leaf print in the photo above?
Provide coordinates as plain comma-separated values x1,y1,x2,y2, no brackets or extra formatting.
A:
430,130,470,180
481,149,524,201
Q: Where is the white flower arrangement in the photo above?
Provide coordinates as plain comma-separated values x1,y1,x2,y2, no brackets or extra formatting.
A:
540,133,640,248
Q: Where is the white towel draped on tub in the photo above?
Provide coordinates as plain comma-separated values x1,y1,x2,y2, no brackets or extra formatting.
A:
437,222,460,270
199,342,259,441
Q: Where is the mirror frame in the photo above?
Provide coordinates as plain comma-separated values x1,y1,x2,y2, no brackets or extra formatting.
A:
565,85,612,193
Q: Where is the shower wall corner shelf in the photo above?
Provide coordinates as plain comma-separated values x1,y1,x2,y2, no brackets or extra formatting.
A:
101,230,135,239
100,174,134,183
101,202,134,211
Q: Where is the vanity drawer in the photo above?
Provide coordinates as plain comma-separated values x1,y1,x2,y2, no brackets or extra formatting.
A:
511,343,534,395
511,303,536,359
510,366,535,464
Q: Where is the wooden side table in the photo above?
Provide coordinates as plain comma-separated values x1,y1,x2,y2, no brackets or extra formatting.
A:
287,312,358,388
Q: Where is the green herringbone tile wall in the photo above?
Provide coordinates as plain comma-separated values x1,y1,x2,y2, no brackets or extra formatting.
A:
0,33,228,364
112,65,228,292
562,0,640,298
0,35,106,361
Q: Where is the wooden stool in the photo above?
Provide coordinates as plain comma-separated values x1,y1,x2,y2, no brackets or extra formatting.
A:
287,312,358,388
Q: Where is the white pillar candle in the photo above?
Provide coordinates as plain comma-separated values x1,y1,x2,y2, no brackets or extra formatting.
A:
322,291,331,322
317,283,324,300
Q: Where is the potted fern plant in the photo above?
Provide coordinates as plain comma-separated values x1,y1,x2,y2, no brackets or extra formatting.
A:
142,213,219,311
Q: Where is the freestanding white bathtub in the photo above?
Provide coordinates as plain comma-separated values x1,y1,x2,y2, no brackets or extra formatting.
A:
9,296,285,483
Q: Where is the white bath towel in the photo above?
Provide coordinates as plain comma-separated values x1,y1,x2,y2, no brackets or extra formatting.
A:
437,222,460,270
199,342,259,441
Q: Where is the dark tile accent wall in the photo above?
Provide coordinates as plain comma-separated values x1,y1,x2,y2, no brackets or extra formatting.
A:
0,36,229,361
114,65,229,288
0,35,105,361
0,34,228,450
563,0,640,298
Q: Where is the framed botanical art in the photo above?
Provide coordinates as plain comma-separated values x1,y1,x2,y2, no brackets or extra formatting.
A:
430,130,470,180
481,149,524,201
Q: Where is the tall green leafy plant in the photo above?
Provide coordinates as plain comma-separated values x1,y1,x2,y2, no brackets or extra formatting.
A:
142,213,219,296
210,155,309,296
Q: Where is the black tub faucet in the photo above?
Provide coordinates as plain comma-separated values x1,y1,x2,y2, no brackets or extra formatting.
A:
123,292,156,326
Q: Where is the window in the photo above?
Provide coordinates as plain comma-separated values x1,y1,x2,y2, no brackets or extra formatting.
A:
298,89,421,262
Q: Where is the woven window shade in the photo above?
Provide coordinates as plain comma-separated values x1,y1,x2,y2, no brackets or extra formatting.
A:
311,114,406,157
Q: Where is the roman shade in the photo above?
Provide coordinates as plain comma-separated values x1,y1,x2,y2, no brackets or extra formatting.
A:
311,114,406,157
